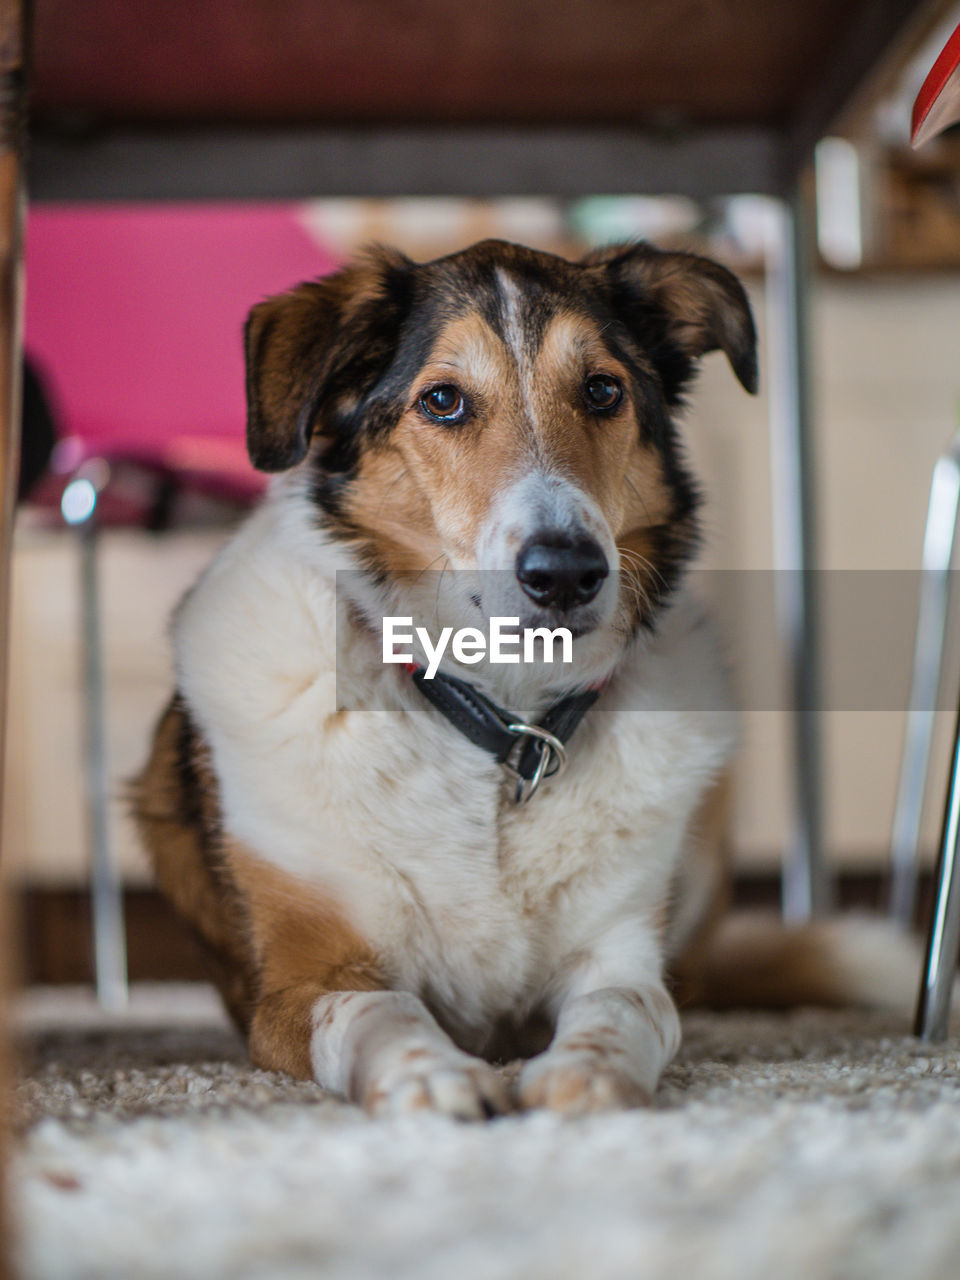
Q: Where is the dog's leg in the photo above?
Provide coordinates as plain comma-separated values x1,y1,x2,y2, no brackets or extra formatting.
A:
518,941,680,1114
252,984,512,1118
308,990,512,1118
249,960,513,1122
227,846,511,1118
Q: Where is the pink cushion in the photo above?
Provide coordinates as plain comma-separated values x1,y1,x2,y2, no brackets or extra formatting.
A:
25,203,341,497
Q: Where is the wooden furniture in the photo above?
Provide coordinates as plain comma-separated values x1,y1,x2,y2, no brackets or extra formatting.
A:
0,0,24,1273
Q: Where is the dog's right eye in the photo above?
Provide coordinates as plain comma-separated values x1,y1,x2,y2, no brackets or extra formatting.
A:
418,385,466,424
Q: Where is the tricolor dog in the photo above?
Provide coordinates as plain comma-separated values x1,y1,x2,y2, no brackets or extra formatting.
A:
134,239,908,1117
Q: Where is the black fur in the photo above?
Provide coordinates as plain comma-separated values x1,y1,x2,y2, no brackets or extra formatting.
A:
243,238,755,618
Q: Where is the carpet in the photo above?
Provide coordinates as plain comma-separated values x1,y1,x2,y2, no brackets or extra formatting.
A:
9,984,960,1280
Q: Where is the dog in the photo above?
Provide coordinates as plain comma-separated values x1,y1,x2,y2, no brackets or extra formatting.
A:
134,238,915,1118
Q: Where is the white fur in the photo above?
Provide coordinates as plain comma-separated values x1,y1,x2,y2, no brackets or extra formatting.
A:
174,473,736,1112
474,468,621,639
519,984,682,1111
310,990,510,1117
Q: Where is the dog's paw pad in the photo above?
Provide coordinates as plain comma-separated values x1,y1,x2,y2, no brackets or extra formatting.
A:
364,1058,511,1120
517,1053,650,1115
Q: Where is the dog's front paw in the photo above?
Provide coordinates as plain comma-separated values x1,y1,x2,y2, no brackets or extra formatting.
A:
517,1050,651,1115
361,1048,512,1120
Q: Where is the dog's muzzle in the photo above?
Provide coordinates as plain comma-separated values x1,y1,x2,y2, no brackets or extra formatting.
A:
515,534,609,613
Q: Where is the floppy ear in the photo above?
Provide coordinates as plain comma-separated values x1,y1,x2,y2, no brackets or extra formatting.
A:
243,247,413,472
584,243,758,401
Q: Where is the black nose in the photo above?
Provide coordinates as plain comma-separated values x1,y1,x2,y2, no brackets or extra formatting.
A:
515,535,609,611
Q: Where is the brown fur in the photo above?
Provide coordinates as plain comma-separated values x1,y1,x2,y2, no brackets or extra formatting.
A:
136,701,916,1075
581,243,758,395
339,306,678,613
238,239,747,631
226,846,385,1078
132,698,387,1080
670,778,923,1015
142,240,913,1101
675,912,921,1013
132,698,255,1029
244,249,411,473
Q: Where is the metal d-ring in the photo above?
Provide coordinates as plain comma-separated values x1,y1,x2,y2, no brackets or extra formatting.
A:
503,721,568,804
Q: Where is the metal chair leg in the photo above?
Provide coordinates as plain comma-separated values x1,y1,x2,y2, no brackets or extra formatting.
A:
62,469,128,1009
766,187,830,921
890,436,960,926
916,697,960,1040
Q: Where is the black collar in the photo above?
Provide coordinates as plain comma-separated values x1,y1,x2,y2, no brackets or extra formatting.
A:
406,666,602,803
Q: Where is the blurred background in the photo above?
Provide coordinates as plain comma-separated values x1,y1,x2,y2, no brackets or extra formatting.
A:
6,0,960,986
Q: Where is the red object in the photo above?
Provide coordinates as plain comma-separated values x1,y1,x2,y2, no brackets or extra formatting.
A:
25,203,340,504
912,20,960,147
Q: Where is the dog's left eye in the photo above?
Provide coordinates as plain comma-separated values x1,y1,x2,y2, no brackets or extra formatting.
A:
583,374,623,412
419,385,466,423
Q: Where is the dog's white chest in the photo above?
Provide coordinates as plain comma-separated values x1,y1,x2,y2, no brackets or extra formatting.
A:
174,506,735,1040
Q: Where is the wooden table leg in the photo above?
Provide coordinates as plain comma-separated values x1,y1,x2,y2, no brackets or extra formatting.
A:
0,2,27,1275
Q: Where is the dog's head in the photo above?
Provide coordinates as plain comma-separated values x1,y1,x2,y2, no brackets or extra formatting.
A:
244,239,755,669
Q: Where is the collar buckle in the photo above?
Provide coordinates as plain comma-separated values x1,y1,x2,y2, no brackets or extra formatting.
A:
502,722,569,804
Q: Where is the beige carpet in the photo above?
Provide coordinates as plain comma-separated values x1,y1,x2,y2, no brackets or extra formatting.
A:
9,984,960,1280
